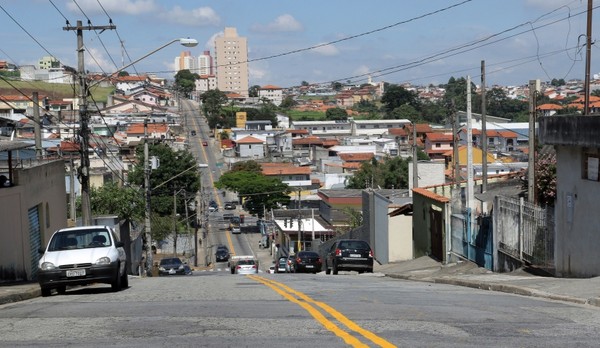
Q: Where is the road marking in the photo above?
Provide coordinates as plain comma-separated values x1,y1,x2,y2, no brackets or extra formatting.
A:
248,275,396,348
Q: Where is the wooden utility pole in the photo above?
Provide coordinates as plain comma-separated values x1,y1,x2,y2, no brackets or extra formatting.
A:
144,119,153,273
32,92,42,158
63,20,116,226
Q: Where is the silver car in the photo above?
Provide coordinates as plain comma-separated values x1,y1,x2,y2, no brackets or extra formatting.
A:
233,259,258,274
38,225,128,296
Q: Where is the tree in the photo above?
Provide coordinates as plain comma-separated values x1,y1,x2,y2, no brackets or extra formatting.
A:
535,152,556,207
128,143,200,218
325,107,348,120
118,71,129,77
381,84,420,114
385,104,420,121
280,96,297,109
301,81,310,87
90,182,143,222
346,157,410,189
249,85,261,98
201,89,228,128
173,69,198,97
442,77,476,113
331,81,343,91
231,160,262,173
215,171,290,218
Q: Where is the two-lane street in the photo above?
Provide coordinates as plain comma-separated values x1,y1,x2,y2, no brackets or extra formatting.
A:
3,273,600,347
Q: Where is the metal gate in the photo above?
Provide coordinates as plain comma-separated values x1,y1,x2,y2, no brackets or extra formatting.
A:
28,206,41,280
450,210,493,270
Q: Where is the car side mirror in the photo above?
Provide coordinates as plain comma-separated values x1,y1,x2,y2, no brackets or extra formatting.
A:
116,241,125,248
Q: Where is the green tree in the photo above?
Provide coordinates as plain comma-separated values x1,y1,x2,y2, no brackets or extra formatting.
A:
201,89,228,128
128,144,200,219
249,85,261,97
442,77,476,113
118,71,129,77
215,171,290,218
280,96,297,109
231,160,262,172
325,107,348,120
173,69,199,97
381,84,420,114
331,81,343,91
301,81,310,86
90,182,143,222
385,104,420,121
346,157,410,189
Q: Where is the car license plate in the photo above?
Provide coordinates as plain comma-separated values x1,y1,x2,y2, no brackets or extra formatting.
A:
169,269,176,274
350,254,361,257
306,265,314,268
66,269,86,277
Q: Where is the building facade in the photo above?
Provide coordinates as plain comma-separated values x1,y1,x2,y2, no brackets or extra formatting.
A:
198,50,213,75
174,51,196,72
214,27,249,97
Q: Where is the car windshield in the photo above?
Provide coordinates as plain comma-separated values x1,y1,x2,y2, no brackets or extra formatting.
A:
47,229,111,251
299,252,319,258
238,260,255,265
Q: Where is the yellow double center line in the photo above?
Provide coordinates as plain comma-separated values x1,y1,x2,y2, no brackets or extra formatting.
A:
248,275,396,348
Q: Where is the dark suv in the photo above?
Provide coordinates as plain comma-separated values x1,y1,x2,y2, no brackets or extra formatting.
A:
325,239,373,275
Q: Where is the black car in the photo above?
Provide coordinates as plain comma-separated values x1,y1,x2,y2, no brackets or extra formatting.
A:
293,251,322,274
224,202,236,210
325,239,373,275
215,246,230,262
158,257,188,276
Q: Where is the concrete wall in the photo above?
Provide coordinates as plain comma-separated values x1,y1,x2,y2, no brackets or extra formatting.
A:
0,160,67,281
554,145,600,277
388,210,413,262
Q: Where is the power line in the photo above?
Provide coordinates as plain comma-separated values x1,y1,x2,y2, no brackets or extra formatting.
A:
0,4,58,59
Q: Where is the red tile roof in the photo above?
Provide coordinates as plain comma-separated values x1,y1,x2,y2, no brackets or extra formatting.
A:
426,132,454,142
261,85,282,90
413,188,450,203
292,136,323,146
236,136,264,144
126,123,168,134
262,165,311,176
338,153,374,162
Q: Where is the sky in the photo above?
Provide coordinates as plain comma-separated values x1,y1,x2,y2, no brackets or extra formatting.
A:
0,0,598,89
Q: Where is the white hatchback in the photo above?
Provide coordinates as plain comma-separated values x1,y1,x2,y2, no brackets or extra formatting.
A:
38,225,128,296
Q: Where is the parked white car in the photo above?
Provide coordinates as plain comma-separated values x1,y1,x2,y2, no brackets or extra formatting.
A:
38,225,128,296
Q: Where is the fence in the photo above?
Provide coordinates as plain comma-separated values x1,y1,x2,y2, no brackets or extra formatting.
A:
495,196,555,274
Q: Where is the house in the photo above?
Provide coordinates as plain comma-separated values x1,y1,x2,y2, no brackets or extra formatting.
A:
259,85,283,106
236,135,265,159
537,103,563,117
424,132,454,160
458,129,519,152
291,120,353,137
261,163,312,188
539,115,600,277
352,119,410,137
103,98,167,115
125,122,171,146
0,141,67,282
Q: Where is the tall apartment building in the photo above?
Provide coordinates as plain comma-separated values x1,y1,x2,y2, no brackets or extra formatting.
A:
198,50,213,76
174,51,197,72
214,27,249,97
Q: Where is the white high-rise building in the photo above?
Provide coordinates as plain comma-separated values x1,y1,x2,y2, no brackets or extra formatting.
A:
214,27,249,97
174,51,197,72
198,50,213,76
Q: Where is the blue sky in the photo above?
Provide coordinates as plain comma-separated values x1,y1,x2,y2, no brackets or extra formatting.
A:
1,0,597,88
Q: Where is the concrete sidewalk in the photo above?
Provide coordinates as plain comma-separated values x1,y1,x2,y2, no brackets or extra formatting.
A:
3,254,600,308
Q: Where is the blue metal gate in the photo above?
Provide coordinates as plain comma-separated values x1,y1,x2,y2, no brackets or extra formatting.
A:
451,211,493,270
28,206,41,280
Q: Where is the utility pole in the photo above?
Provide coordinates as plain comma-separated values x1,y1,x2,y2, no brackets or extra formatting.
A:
584,0,593,116
33,92,42,158
412,122,418,193
481,60,488,193
452,101,460,188
466,76,475,231
64,20,115,226
144,119,153,274
298,188,302,252
173,189,178,256
528,80,540,204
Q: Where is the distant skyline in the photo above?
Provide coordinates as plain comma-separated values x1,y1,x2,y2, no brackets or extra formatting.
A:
0,0,598,89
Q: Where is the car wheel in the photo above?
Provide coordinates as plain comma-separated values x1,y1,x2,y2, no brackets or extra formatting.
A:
41,287,52,297
367,268,373,273
111,266,122,292
121,271,129,289
325,262,331,275
56,286,66,294
332,262,338,275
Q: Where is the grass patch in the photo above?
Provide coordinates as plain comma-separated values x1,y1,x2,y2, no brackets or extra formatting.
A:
0,80,115,103
284,110,327,120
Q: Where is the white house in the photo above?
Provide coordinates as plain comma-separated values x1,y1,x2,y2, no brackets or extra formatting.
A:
259,85,283,106
236,136,265,159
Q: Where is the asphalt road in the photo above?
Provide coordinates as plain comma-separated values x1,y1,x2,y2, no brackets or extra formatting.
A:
3,272,600,347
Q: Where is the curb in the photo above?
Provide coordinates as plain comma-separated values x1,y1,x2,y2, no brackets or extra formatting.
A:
0,287,41,306
386,272,599,307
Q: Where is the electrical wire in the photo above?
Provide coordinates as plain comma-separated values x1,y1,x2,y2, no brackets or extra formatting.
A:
0,4,58,59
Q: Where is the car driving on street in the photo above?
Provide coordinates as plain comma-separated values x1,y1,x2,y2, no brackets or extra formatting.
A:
325,239,374,275
293,251,322,273
37,225,128,296
158,257,190,276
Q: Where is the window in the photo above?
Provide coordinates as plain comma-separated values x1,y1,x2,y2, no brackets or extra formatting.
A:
583,148,599,181
435,143,441,148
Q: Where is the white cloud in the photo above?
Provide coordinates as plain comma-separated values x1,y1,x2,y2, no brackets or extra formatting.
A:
250,66,268,81
85,47,114,73
205,32,223,51
251,14,303,33
354,65,371,76
312,43,339,56
162,6,221,27
66,0,158,15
